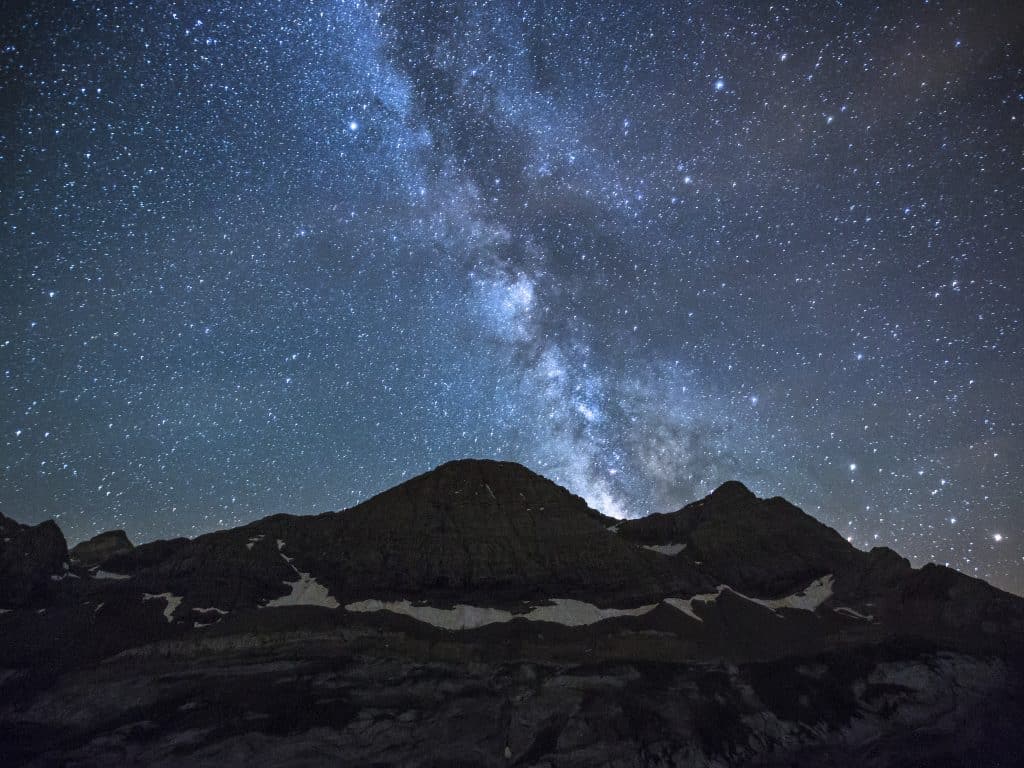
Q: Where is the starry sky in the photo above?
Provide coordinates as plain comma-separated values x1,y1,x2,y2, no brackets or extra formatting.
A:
1,1,1022,593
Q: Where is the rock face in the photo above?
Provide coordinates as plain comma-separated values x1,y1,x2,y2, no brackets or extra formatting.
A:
100,460,713,610
0,511,68,608
614,479,1024,656
69,530,133,568
616,480,862,596
7,644,1018,768
0,460,1022,767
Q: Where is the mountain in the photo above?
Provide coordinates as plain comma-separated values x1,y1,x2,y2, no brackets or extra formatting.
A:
69,530,133,569
1,459,1021,767
0,511,68,608
95,459,712,610
614,479,1022,655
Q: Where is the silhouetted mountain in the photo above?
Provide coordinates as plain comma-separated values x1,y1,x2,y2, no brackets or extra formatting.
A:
0,511,68,608
69,530,133,569
616,478,1023,656
617,479,855,594
1,460,1021,767
99,459,712,610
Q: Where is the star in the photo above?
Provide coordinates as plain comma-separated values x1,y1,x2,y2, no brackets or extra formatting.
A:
0,0,1019,595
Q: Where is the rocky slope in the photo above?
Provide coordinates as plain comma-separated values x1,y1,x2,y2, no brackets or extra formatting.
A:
69,530,133,568
0,511,69,608
1,459,1021,767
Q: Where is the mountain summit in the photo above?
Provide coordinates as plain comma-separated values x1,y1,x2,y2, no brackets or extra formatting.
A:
618,479,897,596
1,460,1021,767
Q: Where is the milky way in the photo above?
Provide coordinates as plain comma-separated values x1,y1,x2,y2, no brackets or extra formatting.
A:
1,1,1021,593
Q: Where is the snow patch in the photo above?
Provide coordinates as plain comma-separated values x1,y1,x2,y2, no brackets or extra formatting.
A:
193,606,228,615
747,575,834,613
663,575,834,622
345,598,657,630
246,535,265,550
663,591,722,622
642,543,686,556
834,606,874,621
347,600,510,630
276,539,294,563
0,609,11,615
143,592,183,623
527,599,656,627
261,541,339,609
263,571,339,609
344,576,836,631
93,569,131,580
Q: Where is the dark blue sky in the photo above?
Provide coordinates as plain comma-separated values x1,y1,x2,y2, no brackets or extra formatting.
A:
2,1,1021,593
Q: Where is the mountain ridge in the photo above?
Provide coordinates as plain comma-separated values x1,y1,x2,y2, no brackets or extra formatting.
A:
27,461,1018,600
2,458,1022,767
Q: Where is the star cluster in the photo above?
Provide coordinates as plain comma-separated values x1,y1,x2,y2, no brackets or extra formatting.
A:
1,1,1021,592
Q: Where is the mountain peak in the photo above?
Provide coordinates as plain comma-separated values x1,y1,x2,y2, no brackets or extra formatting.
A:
617,480,857,596
413,458,556,497
377,458,589,514
70,529,134,568
708,480,756,503
432,457,538,475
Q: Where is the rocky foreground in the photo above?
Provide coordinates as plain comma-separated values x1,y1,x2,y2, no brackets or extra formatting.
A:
1,459,1022,766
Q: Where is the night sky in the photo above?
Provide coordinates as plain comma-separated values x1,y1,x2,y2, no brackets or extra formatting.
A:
1,1,1021,593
